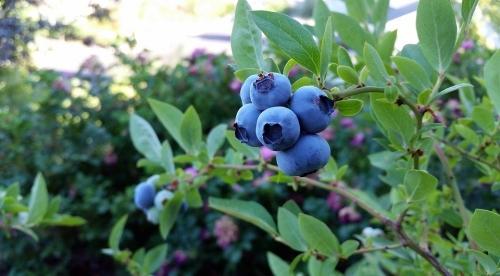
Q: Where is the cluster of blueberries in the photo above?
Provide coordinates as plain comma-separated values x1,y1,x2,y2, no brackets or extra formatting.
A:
133,175,173,220
235,72,334,176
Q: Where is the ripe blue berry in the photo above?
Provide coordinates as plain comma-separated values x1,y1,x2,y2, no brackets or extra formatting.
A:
290,86,334,133
276,134,330,176
234,104,262,147
256,106,300,151
134,181,155,210
250,72,291,110
240,74,258,104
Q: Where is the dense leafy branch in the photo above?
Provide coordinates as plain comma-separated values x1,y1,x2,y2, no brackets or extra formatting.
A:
211,162,452,275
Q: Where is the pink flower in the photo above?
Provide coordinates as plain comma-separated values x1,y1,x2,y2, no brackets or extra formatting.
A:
173,250,188,265
190,48,206,61
260,147,276,162
338,206,361,223
461,39,474,50
288,66,300,78
326,192,342,211
453,52,461,64
229,79,242,93
184,167,198,178
340,118,355,129
253,170,273,187
350,132,365,147
188,66,198,75
213,216,239,248
104,151,118,166
319,126,334,141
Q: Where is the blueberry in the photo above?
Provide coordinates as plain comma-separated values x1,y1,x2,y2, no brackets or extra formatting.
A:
290,86,334,133
250,72,291,110
240,74,258,104
134,181,155,210
276,134,330,176
234,104,262,147
256,106,300,151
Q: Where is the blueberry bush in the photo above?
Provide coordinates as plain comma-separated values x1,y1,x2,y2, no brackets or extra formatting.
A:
108,0,500,275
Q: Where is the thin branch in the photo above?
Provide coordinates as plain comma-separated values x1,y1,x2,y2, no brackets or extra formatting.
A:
353,244,403,255
332,86,384,100
433,137,500,171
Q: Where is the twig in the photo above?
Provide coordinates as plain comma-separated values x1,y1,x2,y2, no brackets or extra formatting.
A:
353,244,403,255
433,137,500,171
332,86,384,100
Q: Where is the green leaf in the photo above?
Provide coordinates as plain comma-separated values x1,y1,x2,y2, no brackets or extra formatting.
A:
349,189,393,219
267,252,289,276
378,30,397,62
42,214,86,226
416,0,457,73
454,124,479,145
298,213,339,256
469,209,500,256
332,12,373,54
148,99,186,151
404,170,438,202
160,141,175,173
337,47,353,67
313,0,331,41
337,65,359,85
143,244,168,274
469,249,497,275
283,200,302,216
109,215,128,251
277,207,307,251
384,85,399,103
319,17,333,81
472,106,495,134
265,58,281,73
461,0,479,24
185,188,202,208
180,106,202,155
235,68,260,81
392,56,432,92
368,151,404,170
292,76,315,91
130,114,162,163
283,59,297,77
370,94,415,145
308,256,337,276
401,44,436,80
373,0,390,35
341,240,359,258
209,197,277,236
225,130,259,159
207,124,227,159
27,173,49,225
252,11,320,74
5,183,20,198
231,0,264,69
159,191,183,239
418,89,432,105
132,248,146,266
336,99,363,117
484,50,500,115
345,0,366,22
12,225,38,242
434,83,473,100
363,43,388,82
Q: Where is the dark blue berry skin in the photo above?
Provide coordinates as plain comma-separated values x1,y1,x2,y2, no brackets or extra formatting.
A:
240,74,258,104
134,182,155,210
290,86,334,133
234,104,262,147
256,106,300,151
250,73,291,110
276,134,330,176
